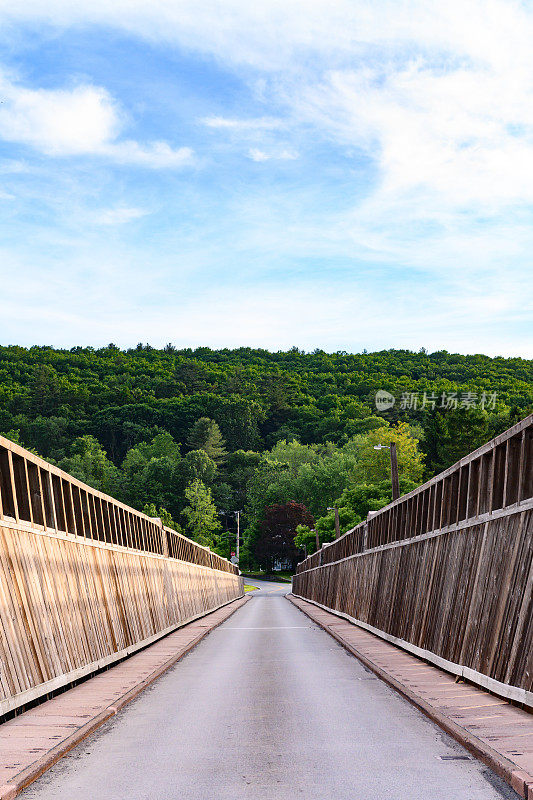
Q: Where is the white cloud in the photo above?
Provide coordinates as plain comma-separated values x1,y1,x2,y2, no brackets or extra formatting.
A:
1,1,530,75
202,116,282,131
248,147,298,162
93,207,148,225
3,2,533,210
295,62,533,210
1,252,530,357
0,79,119,154
278,149,298,161
101,140,193,168
0,0,532,354
248,148,269,162
0,73,193,167
0,1,479,71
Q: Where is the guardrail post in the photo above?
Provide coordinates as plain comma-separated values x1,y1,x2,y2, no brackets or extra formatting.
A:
153,517,168,557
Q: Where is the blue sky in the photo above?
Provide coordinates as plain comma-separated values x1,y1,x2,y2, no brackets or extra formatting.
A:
0,1,532,356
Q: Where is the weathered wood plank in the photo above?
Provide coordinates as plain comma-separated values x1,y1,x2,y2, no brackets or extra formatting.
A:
294,416,533,704
0,524,243,716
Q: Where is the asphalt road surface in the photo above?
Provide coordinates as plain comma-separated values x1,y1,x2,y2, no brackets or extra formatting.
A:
22,579,518,800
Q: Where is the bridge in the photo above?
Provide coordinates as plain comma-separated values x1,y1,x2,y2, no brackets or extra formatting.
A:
0,416,531,799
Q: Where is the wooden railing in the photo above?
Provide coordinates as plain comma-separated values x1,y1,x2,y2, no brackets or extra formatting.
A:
293,415,533,707
0,435,243,716
0,435,238,575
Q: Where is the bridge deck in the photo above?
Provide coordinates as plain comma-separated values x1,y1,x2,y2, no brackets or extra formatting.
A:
0,597,248,798
289,594,533,798
10,581,521,800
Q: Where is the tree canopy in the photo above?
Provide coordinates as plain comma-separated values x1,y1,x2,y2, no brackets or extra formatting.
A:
182,479,221,547
254,502,314,572
187,417,227,464
0,344,530,568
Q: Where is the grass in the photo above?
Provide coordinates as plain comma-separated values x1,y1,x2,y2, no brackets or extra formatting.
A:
244,584,259,592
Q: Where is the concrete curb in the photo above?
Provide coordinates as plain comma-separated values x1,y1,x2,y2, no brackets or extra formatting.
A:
0,595,249,800
287,593,533,800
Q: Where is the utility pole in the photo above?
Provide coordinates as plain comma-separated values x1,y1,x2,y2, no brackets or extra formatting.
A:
374,442,400,501
312,528,319,552
218,510,242,564
327,506,341,539
390,441,400,501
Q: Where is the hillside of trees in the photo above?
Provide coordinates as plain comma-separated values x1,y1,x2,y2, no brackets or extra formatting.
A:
0,344,531,569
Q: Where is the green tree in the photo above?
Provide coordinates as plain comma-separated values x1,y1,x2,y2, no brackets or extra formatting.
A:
307,478,419,550
141,503,178,530
212,522,235,561
182,479,221,546
7,415,71,460
340,479,417,520
1,429,24,445
254,502,314,573
56,435,119,495
267,439,318,474
179,449,218,487
347,422,425,484
0,343,528,537
245,440,356,525
423,409,490,472
294,524,316,555
187,417,227,464
121,432,183,517
220,450,261,510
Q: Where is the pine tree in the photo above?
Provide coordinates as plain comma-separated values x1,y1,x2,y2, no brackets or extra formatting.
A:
182,479,221,547
187,417,227,464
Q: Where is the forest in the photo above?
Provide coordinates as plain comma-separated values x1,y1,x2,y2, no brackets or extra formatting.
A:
0,344,531,570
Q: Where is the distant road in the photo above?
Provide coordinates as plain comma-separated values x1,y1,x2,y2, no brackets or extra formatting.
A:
21,579,516,800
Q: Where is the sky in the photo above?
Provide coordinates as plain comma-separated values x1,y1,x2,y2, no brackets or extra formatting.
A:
0,0,532,357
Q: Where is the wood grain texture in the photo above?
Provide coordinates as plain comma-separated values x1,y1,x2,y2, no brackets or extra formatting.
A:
294,415,533,703
0,524,243,715
0,432,242,716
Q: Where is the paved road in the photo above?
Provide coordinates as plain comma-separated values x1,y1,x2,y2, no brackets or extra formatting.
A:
22,580,517,800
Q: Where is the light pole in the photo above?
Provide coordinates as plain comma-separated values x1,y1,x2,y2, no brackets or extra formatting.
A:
218,510,242,563
374,442,400,500
327,506,341,539
235,510,241,564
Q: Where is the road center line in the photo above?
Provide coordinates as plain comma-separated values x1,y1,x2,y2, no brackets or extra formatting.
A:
218,626,313,630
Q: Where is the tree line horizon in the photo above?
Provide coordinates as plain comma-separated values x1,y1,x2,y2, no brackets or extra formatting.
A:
0,344,531,571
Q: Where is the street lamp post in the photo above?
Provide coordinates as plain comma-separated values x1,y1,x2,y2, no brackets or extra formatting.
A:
374,442,400,500
327,506,341,539
235,510,241,564
218,510,242,563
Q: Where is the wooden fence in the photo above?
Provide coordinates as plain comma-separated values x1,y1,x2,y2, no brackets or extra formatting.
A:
0,435,243,716
293,415,533,707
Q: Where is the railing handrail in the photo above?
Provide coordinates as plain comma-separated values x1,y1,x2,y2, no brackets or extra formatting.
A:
0,432,238,574
297,413,533,571
361,412,533,517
